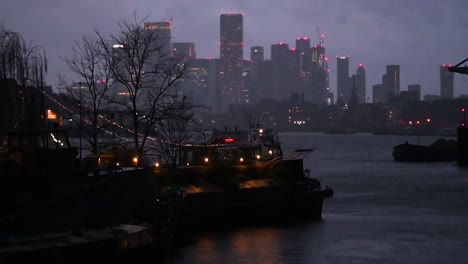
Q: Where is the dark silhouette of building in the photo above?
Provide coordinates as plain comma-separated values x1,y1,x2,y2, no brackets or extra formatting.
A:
218,14,244,111
172,42,196,62
440,64,454,99
143,21,172,56
355,64,366,103
408,84,421,101
270,42,295,100
382,65,400,103
185,58,218,111
373,84,384,103
337,56,350,104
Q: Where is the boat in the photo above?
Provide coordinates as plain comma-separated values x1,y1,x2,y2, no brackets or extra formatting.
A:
155,125,333,231
392,138,458,162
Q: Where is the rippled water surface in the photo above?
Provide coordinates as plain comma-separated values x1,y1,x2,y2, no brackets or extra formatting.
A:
165,133,468,264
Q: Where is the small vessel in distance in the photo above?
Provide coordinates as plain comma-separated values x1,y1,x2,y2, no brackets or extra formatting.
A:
392,138,458,162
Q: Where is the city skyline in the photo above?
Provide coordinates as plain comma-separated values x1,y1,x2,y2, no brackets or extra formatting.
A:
1,0,467,98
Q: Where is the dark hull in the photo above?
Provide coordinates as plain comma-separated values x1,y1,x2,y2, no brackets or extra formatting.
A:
175,184,325,232
393,143,457,162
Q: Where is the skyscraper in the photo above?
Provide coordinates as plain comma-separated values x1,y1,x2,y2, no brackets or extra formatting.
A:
440,64,454,99
337,56,350,104
172,42,196,62
218,14,244,111
250,46,264,64
143,21,172,56
408,84,421,101
382,65,400,103
355,64,366,103
372,84,384,103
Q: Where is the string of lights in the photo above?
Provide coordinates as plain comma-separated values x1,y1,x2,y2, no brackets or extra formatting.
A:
40,89,226,148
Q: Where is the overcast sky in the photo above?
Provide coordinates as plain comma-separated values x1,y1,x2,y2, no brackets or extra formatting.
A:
2,0,468,98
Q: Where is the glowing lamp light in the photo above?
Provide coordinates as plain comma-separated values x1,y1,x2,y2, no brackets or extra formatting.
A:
116,163,120,167
427,118,431,122
462,108,466,112
204,157,209,163
416,121,420,125
259,129,264,134
133,157,138,164
239,157,244,162
256,155,261,160
269,150,273,155
224,138,235,143
155,162,160,167
409,121,413,125
186,162,190,166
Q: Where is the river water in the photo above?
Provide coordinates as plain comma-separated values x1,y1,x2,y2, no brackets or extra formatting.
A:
163,133,468,264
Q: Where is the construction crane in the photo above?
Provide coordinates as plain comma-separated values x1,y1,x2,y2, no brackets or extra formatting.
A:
448,57,468,75
316,25,325,47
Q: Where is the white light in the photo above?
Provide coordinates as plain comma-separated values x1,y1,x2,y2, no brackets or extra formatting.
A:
155,162,160,167
240,157,244,162
256,155,261,159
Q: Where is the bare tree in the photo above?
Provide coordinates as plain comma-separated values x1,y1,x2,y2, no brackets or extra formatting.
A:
0,25,47,131
97,15,194,164
153,111,202,168
61,36,114,154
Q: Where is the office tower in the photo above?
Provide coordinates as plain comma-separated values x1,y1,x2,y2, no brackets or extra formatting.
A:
270,43,294,100
408,84,421,101
440,64,454,99
250,46,264,102
382,65,400,103
337,56,350,104
271,43,290,61
250,46,264,64
143,21,172,56
372,84,384,103
218,14,244,111
172,42,196,62
295,37,312,73
185,58,217,111
312,44,326,71
355,64,366,103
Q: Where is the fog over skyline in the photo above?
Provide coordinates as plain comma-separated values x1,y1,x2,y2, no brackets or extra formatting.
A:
2,0,467,98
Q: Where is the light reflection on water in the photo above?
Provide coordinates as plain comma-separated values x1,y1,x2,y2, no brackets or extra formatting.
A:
165,133,468,264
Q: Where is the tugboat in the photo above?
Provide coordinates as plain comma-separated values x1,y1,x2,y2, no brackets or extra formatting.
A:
155,124,333,231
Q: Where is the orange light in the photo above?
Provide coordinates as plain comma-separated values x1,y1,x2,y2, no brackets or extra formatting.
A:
204,157,209,163
46,109,57,120
155,162,160,167
133,157,138,163
256,155,261,159
240,157,244,162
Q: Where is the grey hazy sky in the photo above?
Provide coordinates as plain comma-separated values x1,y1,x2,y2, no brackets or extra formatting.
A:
2,0,468,98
